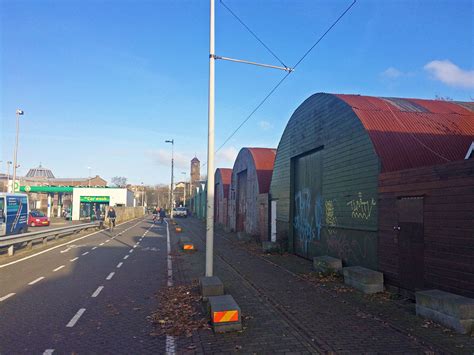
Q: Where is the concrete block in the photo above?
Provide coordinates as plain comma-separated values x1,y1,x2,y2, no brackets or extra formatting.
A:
208,294,242,333
200,276,224,299
343,266,384,294
416,289,474,334
178,236,195,251
262,241,280,253
313,256,342,274
7,245,14,257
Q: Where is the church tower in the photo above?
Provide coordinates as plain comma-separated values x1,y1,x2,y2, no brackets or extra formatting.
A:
190,157,200,196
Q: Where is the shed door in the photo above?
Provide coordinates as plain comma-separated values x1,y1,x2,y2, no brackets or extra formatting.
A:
236,170,247,232
397,197,424,292
293,150,323,259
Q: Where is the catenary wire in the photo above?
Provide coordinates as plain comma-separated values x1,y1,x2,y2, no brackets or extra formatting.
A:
219,0,288,68
202,0,357,167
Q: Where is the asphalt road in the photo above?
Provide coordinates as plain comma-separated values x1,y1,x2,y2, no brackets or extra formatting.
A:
0,217,168,354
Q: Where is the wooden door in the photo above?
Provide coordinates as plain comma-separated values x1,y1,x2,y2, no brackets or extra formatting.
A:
397,197,425,292
236,170,247,232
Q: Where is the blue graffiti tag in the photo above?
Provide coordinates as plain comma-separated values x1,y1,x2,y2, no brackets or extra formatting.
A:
314,195,323,241
294,189,324,252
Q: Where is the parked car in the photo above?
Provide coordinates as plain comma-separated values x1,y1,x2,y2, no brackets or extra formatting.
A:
172,207,188,218
28,210,50,227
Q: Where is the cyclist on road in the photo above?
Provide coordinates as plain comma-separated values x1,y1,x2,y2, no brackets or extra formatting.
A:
159,207,166,224
107,206,117,230
152,207,158,224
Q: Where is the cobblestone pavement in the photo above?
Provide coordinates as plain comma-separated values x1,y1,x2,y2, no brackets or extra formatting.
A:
170,218,474,354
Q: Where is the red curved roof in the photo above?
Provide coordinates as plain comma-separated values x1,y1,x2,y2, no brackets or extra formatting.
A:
215,168,232,198
248,148,276,193
335,94,474,172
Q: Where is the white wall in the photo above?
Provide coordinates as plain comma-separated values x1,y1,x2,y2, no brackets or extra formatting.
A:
72,188,133,220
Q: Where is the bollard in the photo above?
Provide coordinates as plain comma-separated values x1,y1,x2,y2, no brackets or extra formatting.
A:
208,295,242,333
8,245,14,257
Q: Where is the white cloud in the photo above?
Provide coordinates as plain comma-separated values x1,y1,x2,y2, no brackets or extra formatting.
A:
381,67,403,79
424,60,474,89
216,146,238,167
146,149,189,169
258,120,273,130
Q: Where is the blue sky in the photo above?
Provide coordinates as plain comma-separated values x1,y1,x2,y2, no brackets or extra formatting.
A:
1,0,473,185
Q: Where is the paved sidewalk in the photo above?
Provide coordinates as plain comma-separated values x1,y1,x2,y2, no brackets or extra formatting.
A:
169,218,473,354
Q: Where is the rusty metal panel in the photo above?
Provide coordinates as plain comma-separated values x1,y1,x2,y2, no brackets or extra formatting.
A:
336,94,474,173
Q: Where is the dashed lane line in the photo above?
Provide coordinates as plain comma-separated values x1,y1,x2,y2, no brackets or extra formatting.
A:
0,293,15,302
91,286,104,298
106,272,115,280
99,243,105,246
70,257,79,262
43,349,54,355
123,255,129,260
117,262,123,268
82,252,89,256
92,246,98,250
129,249,134,253
53,265,65,272
66,308,86,328
28,276,45,285
0,218,143,269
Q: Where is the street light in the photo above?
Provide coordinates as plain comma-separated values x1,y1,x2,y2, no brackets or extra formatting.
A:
165,139,174,219
181,172,187,207
12,109,24,193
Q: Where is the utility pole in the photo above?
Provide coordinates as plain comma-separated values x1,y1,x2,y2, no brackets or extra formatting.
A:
165,139,174,219
205,0,216,277
12,109,24,193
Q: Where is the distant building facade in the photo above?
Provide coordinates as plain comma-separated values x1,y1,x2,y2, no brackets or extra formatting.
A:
190,157,200,196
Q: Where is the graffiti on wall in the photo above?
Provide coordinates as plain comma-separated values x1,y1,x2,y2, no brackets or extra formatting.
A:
326,232,369,264
346,192,376,220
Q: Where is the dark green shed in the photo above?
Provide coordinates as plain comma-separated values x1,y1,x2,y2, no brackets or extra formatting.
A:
270,93,474,270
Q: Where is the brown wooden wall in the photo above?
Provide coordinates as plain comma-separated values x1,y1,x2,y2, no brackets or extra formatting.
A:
378,159,474,298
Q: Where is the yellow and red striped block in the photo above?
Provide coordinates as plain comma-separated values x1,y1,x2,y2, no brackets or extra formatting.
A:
183,244,194,250
213,310,239,323
175,227,182,232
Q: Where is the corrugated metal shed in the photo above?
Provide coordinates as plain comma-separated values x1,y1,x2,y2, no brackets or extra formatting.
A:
248,148,277,193
215,168,232,226
336,94,474,172
229,147,276,241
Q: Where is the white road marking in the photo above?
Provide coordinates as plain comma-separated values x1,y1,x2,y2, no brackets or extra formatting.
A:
123,255,129,260
0,293,15,302
166,335,176,354
66,308,86,327
28,276,45,285
53,265,65,272
105,240,110,243
99,243,104,246
116,262,123,268
43,349,55,355
0,218,142,269
91,286,104,298
82,252,89,256
129,249,134,253
133,245,138,249
92,246,97,250
106,272,115,280
166,219,173,287
70,257,79,262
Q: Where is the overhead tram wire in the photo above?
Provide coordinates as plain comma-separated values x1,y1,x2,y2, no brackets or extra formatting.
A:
202,0,357,168
219,0,288,68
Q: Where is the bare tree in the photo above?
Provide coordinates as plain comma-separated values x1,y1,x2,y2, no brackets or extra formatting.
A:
111,176,127,187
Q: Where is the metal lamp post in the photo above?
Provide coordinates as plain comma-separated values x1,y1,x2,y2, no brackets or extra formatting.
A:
12,109,24,193
165,139,174,219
